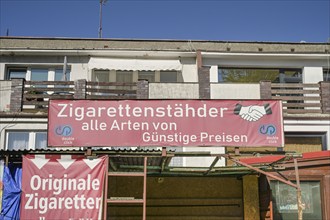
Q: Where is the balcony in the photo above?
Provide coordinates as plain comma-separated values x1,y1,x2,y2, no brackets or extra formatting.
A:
0,79,329,117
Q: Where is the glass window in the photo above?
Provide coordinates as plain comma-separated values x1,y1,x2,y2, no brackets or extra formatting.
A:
6,131,47,150
323,68,330,81
55,69,71,81
55,69,71,88
93,70,110,82
116,71,133,83
271,181,322,220
138,71,155,82
7,68,27,80
35,132,47,149
284,134,324,153
218,68,302,83
160,71,177,82
7,132,29,150
31,69,48,81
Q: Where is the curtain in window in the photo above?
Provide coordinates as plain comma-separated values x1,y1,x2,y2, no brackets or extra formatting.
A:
116,71,133,91
35,133,47,149
7,132,29,151
93,70,110,82
116,71,133,83
138,71,155,82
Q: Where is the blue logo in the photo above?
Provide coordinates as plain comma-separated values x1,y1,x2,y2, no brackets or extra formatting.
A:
55,125,72,136
259,124,276,136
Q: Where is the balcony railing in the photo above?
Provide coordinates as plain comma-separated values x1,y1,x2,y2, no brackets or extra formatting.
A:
86,81,137,99
270,83,323,114
20,80,139,110
23,81,75,108
5,79,330,115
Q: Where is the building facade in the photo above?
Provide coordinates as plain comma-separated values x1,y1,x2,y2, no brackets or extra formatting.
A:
0,37,329,220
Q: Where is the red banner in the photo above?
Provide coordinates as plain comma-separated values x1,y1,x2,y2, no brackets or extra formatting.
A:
20,155,107,219
48,100,284,147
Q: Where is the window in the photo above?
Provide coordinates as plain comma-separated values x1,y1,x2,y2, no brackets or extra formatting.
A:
280,132,326,153
7,68,27,80
6,67,70,81
226,132,326,165
93,70,109,82
6,131,47,150
218,68,302,83
55,68,71,81
138,71,155,82
160,71,178,82
116,71,133,83
323,68,330,81
31,69,48,81
271,181,322,220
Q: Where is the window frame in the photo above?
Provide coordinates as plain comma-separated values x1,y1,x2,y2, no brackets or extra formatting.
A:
6,66,71,81
6,68,28,80
217,67,302,83
323,68,330,81
281,132,327,152
270,179,324,220
5,130,48,150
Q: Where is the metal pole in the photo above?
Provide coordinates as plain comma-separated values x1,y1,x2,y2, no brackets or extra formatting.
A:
98,0,103,38
227,156,298,188
294,158,303,220
143,157,147,220
103,156,109,220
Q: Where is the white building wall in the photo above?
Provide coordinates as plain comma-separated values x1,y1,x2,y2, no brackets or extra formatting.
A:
183,147,226,167
71,63,89,81
209,66,218,83
149,83,199,99
303,67,323,83
181,57,198,82
0,81,11,112
211,84,260,99
0,63,5,80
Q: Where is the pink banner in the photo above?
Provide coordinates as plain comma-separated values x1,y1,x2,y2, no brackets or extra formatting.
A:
48,100,284,147
20,155,107,219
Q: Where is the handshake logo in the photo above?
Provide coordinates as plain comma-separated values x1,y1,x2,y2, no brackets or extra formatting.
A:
234,103,272,122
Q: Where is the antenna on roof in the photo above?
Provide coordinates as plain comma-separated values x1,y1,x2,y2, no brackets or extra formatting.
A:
98,0,107,38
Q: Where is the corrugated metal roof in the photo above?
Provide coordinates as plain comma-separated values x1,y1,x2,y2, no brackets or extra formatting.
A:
0,148,296,176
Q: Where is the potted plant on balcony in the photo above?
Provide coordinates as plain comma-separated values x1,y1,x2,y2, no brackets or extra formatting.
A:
25,87,44,102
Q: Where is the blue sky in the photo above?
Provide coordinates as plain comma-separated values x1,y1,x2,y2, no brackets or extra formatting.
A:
0,0,329,43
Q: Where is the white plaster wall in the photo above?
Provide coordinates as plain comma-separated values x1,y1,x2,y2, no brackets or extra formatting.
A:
183,147,226,167
303,67,323,83
0,81,11,112
181,57,198,82
71,63,89,81
211,83,260,99
0,63,5,80
209,66,218,83
149,83,199,99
